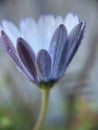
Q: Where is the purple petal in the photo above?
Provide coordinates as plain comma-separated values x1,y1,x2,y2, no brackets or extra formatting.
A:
37,49,51,82
58,22,86,77
17,37,38,82
0,31,34,81
66,22,86,65
49,24,68,79
1,31,17,57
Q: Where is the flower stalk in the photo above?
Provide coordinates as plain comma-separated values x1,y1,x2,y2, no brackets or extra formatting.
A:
33,88,50,130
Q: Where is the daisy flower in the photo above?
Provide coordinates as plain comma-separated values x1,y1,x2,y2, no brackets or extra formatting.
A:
0,13,86,88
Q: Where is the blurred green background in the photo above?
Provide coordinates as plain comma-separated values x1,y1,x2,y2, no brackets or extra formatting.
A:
0,0,98,130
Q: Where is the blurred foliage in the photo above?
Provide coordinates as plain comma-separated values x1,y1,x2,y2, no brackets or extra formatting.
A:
0,97,98,130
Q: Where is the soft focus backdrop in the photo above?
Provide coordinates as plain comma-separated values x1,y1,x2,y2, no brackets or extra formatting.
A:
0,0,98,130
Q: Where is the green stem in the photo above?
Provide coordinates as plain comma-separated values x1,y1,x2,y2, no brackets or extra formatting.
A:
33,88,50,130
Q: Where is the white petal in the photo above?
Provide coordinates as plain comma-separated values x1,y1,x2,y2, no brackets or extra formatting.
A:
50,16,64,37
38,15,55,50
55,16,63,28
2,20,20,47
64,13,79,34
20,18,41,53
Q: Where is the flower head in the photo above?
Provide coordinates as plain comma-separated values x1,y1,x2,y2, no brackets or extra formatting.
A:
0,13,86,88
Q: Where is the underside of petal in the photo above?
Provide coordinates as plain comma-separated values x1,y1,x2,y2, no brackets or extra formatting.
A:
66,22,86,64
0,31,33,81
17,37,38,82
58,22,86,77
37,49,51,82
49,24,68,79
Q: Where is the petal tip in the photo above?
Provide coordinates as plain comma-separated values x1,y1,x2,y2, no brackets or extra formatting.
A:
66,12,79,20
0,30,5,36
59,24,65,28
17,37,23,43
